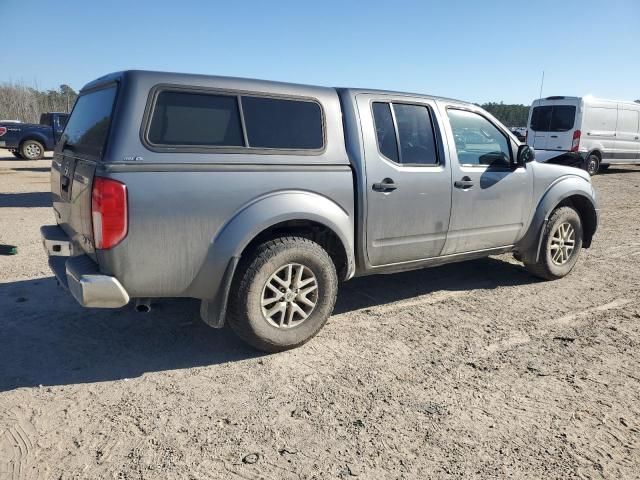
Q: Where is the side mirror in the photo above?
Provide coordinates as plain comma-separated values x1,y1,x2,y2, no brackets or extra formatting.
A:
517,144,535,166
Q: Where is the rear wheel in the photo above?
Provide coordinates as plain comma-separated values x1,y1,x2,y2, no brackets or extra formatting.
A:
524,206,583,280
228,236,338,352
585,154,600,176
20,140,44,160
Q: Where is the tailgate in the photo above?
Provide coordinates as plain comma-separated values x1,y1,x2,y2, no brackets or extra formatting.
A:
51,84,118,261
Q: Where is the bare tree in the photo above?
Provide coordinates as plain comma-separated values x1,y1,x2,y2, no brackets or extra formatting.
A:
0,82,77,123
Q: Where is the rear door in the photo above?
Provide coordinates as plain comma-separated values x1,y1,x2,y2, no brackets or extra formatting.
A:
528,103,577,151
51,84,118,259
358,94,452,266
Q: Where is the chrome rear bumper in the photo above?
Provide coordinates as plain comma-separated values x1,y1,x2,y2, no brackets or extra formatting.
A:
41,225,130,308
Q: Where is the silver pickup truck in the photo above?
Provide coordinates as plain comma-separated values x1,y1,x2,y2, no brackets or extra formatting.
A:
41,70,598,352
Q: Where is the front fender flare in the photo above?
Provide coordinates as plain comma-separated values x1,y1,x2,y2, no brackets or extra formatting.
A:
190,191,354,327
517,176,598,264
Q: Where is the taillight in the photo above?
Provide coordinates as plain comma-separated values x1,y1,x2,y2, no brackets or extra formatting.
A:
571,130,581,152
91,177,128,249
0,127,7,137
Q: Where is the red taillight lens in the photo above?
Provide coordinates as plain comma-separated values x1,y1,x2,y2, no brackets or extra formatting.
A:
91,177,128,249
0,127,7,137
571,130,581,152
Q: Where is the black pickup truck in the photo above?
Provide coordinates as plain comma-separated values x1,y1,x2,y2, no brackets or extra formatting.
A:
0,112,69,159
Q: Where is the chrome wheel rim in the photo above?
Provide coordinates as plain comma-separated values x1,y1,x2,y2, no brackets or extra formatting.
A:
25,143,41,159
261,263,318,328
550,222,576,266
587,156,598,175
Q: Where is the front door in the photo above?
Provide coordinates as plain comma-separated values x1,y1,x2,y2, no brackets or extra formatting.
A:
441,106,532,255
358,95,452,266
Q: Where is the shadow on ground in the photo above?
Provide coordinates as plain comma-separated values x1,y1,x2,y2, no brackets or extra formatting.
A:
11,166,51,173
0,257,535,391
0,192,51,208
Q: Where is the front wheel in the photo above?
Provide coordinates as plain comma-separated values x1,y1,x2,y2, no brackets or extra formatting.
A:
228,236,338,352
524,206,583,280
20,140,44,160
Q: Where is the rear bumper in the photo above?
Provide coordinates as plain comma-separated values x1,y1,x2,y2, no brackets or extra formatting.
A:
40,225,130,308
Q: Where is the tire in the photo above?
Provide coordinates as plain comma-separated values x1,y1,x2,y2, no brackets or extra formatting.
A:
524,206,583,280
585,154,600,176
228,236,338,352
20,140,44,160
11,151,23,159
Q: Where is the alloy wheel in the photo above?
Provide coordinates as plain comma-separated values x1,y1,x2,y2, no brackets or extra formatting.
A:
550,222,576,266
260,263,319,328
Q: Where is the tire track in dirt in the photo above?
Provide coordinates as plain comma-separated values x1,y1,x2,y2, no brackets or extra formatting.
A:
0,409,39,480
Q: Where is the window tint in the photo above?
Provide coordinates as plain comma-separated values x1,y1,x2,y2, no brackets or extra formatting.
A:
530,105,576,132
448,109,511,167
64,85,118,158
241,96,323,149
372,102,399,162
393,104,438,165
148,91,244,146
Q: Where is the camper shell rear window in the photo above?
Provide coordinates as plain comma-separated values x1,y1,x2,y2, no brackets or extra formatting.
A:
530,105,576,132
62,84,118,159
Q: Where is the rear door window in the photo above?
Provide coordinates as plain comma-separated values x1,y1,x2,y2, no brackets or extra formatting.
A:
148,91,244,146
530,105,576,132
372,102,439,165
393,104,438,165
63,85,118,158
241,96,323,150
372,102,399,162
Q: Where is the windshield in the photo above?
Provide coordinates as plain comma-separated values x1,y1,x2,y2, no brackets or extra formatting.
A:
530,105,576,132
63,85,117,158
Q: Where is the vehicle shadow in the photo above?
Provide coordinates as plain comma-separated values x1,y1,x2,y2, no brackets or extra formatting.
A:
0,256,535,391
600,166,640,174
0,277,257,392
11,167,51,173
0,192,51,208
335,256,534,314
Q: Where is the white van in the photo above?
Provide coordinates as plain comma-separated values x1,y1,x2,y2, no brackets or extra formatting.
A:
527,96,640,175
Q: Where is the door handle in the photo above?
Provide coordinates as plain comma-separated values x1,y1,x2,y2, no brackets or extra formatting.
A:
372,178,398,192
454,176,474,189
550,135,558,138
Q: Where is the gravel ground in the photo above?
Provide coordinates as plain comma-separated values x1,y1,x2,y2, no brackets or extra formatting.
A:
1,149,639,479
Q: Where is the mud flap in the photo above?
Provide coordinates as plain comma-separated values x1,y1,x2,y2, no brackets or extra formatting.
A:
199,256,239,328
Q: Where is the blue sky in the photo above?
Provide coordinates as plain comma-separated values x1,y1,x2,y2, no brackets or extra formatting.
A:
1,0,638,104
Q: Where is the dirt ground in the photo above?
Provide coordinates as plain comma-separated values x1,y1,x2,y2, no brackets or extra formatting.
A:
0,148,639,479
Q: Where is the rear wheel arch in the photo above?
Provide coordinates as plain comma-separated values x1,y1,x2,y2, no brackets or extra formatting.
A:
239,219,351,281
195,192,354,328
